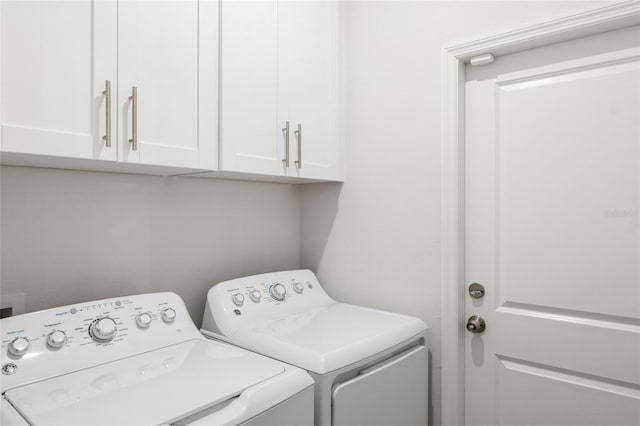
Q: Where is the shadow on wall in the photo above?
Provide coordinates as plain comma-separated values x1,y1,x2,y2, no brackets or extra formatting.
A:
301,182,435,425
300,182,343,272
0,166,302,324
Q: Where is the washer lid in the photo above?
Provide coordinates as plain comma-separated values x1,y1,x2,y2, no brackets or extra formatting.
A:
229,303,427,374
4,339,284,425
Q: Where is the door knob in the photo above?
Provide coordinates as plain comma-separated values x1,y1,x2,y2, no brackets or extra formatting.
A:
466,315,486,333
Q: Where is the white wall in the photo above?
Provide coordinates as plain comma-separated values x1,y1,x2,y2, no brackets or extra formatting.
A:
301,1,610,425
0,2,615,424
1,166,301,325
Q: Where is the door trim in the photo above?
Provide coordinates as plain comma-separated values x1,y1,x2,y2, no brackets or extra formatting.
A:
440,2,640,425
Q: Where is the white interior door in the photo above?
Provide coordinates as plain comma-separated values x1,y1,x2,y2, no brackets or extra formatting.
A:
278,0,342,180
219,0,283,176
118,0,216,170
1,0,116,161
465,25,640,426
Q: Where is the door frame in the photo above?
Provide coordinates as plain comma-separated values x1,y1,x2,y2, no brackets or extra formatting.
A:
440,2,640,425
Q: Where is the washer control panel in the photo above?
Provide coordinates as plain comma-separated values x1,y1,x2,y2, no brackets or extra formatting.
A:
202,269,335,337
224,276,317,307
1,292,201,393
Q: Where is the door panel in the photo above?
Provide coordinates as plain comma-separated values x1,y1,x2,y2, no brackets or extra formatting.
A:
332,346,428,426
465,25,640,426
1,0,116,160
497,357,639,426
118,0,207,169
219,0,282,175
497,60,639,319
278,0,341,180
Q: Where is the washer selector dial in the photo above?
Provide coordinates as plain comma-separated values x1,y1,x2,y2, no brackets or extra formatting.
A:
47,330,67,349
293,282,304,294
136,313,152,329
232,293,245,306
161,308,176,323
249,290,261,303
269,283,286,301
8,337,30,356
90,317,117,342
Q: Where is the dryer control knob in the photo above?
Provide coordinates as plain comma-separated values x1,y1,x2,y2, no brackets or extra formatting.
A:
161,308,176,323
8,337,30,356
249,290,261,303
232,293,245,306
269,283,286,301
90,317,117,342
136,313,152,329
293,282,304,294
47,330,67,349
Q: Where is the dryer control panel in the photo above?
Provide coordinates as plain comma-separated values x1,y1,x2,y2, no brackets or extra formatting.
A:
202,269,335,338
0,292,202,393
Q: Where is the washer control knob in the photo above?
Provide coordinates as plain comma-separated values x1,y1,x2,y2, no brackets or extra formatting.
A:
293,282,304,294
8,337,30,356
161,308,176,323
90,317,117,342
249,290,261,303
136,313,152,329
47,330,67,349
269,283,286,301
232,293,245,306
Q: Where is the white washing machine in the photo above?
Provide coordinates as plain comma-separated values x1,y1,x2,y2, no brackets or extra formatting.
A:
1,292,314,426
201,270,428,426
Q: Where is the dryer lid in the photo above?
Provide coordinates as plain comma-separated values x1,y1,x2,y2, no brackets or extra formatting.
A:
227,303,427,374
4,339,284,425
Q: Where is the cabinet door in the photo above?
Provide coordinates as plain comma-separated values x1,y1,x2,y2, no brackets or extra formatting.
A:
219,0,284,176
1,0,117,161
279,1,342,181
118,0,217,170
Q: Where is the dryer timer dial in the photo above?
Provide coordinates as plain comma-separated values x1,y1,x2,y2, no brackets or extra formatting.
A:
269,283,286,301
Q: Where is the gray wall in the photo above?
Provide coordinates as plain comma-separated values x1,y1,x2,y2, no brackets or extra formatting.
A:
300,2,609,425
1,166,301,325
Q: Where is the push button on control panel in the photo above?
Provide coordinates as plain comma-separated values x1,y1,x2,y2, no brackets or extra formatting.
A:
293,282,304,294
2,363,18,375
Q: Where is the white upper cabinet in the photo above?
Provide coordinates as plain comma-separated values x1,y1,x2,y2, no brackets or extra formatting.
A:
118,0,217,170
279,0,342,180
1,0,217,172
1,0,340,181
220,0,282,176
220,0,343,181
1,0,117,161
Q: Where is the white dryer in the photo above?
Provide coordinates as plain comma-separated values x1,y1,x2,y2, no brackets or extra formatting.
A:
1,292,314,426
201,270,428,426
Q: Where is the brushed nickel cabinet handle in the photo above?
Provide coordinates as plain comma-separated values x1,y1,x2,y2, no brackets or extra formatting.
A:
282,121,290,167
128,86,138,151
102,80,111,147
294,123,302,168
